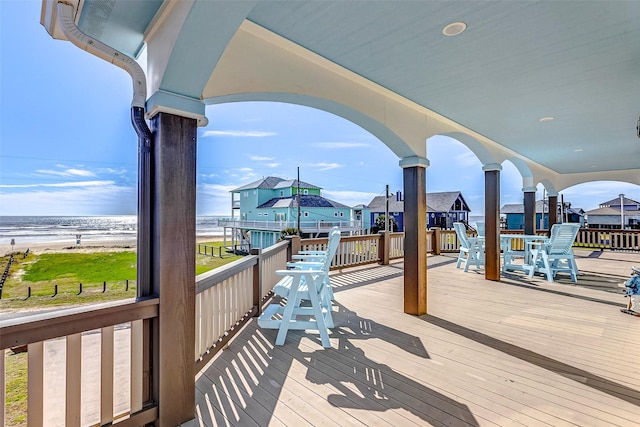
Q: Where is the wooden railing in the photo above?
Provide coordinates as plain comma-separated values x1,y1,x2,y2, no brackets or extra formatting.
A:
389,232,405,259
0,298,159,427
574,228,640,251
194,240,289,372
0,240,291,427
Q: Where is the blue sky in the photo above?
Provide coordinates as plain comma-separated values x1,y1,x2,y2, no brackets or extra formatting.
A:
2,1,639,217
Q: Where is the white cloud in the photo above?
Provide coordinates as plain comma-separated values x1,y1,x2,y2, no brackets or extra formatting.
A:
266,163,281,168
310,162,342,171
36,168,96,177
0,180,115,188
455,151,482,167
237,167,253,173
202,130,277,138
322,190,378,206
314,142,370,149
250,156,275,161
97,167,128,175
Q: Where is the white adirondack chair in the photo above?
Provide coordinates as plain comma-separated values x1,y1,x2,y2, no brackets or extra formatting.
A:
453,222,484,272
523,223,580,283
257,227,341,347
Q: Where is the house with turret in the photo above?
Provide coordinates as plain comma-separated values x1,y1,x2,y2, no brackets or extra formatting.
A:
219,177,370,249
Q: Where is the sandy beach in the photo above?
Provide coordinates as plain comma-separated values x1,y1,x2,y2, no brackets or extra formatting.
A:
0,235,224,255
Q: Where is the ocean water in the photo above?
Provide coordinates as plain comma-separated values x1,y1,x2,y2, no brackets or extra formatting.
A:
0,215,226,245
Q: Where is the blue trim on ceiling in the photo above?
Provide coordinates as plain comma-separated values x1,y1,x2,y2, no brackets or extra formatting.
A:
78,0,162,58
159,1,255,98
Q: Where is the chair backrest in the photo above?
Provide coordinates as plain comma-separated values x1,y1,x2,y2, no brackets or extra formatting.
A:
547,223,580,255
320,227,342,272
475,221,485,237
453,222,470,249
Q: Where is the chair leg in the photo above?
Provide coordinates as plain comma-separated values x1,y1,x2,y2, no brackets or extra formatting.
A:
308,282,331,348
275,276,302,346
541,253,553,283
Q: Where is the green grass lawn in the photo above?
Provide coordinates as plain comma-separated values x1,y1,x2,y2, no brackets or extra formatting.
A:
0,242,243,311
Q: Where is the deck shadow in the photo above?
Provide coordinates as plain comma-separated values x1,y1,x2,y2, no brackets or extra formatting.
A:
195,302,479,426
498,275,626,307
420,314,640,407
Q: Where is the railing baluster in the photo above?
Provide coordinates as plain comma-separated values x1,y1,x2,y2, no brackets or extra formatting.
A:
27,342,44,427
1,349,5,427
101,326,114,425
66,333,81,426
130,320,143,414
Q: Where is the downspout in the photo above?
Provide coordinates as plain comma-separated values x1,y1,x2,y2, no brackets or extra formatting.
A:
57,2,153,296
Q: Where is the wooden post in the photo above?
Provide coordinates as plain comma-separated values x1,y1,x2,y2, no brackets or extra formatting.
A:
523,187,536,235
250,248,262,316
548,194,558,234
286,235,301,262
401,156,428,315
484,165,501,281
151,112,197,426
433,228,441,255
379,231,390,265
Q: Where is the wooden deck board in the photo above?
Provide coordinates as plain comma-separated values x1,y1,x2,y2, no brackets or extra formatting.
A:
196,254,640,426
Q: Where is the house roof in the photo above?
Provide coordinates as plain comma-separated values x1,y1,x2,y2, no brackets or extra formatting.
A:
367,191,469,213
257,195,348,209
584,206,625,216
501,200,549,214
427,192,469,213
367,195,406,213
501,202,585,217
232,176,321,192
273,179,320,190
599,196,640,207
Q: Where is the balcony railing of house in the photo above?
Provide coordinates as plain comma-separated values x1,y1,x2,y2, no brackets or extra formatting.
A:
218,219,363,233
2,227,638,426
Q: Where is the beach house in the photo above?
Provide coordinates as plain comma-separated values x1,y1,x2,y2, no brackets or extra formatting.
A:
501,199,584,230
219,177,369,248
368,191,471,231
584,196,640,229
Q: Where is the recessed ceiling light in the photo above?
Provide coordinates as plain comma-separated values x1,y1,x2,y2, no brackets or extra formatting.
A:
539,116,554,122
442,22,467,36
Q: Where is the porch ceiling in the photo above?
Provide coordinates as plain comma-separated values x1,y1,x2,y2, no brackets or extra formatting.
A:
42,1,640,186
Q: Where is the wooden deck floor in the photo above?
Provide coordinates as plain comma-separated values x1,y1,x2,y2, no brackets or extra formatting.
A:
191,252,640,427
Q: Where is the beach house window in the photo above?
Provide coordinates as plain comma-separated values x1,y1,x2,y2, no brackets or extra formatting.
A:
334,212,339,217
304,211,309,217
303,189,308,195
280,190,284,197
276,213,285,221
244,192,248,198
339,212,344,217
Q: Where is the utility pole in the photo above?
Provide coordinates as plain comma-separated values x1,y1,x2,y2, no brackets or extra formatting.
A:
297,167,301,235
385,184,390,231
620,193,625,230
